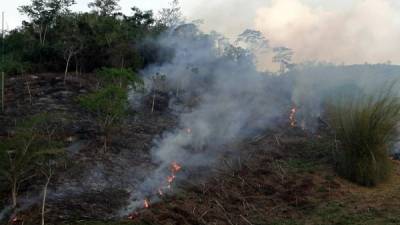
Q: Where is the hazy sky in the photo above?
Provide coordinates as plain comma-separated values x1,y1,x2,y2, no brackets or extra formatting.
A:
0,0,355,30
1,0,400,65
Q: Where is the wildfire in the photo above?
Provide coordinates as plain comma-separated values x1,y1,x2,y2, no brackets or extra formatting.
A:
11,216,22,225
129,161,183,220
144,199,150,208
128,212,139,220
171,161,182,173
167,175,175,184
186,128,192,135
289,106,297,127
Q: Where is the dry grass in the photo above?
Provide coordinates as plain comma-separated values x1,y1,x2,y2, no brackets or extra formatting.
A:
327,85,400,186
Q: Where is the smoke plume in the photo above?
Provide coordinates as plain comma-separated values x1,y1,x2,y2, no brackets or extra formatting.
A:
122,24,291,213
121,14,400,212
184,0,400,65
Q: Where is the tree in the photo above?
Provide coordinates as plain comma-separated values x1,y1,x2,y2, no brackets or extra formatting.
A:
236,29,269,53
18,0,76,46
55,14,83,82
96,67,144,88
38,152,64,225
0,114,63,208
151,73,166,113
158,0,182,28
78,85,128,151
88,0,121,16
273,46,294,73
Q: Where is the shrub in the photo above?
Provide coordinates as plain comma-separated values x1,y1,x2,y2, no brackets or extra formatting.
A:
0,113,64,208
78,85,128,150
96,67,144,89
327,86,400,186
0,56,31,75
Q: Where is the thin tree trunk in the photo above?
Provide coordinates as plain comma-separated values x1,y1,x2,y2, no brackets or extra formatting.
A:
151,91,156,113
42,25,48,46
64,52,72,84
103,135,107,152
41,174,52,225
39,25,43,46
75,56,79,76
26,80,32,105
11,180,17,208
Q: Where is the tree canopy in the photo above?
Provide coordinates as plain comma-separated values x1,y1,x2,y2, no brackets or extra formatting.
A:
1,0,171,75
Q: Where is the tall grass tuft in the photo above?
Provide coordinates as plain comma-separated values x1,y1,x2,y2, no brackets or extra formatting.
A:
327,85,400,186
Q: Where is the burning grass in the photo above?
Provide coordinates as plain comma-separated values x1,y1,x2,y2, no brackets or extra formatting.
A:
327,85,400,186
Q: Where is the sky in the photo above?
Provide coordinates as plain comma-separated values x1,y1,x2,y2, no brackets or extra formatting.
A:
1,0,400,65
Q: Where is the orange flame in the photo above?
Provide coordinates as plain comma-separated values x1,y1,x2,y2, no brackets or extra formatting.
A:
167,175,175,184
128,212,139,220
129,161,182,217
171,161,182,173
11,216,22,225
144,199,150,208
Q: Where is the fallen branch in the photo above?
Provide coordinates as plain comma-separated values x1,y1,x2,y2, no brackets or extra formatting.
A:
274,134,281,146
214,200,234,225
240,215,253,225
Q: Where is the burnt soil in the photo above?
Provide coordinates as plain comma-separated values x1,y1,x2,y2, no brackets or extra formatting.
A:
2,74,400,225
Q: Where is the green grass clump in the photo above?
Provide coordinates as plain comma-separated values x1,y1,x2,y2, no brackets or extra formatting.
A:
327,86,400,186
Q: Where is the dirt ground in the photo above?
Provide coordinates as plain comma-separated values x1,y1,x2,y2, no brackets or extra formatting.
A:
2,74,400,225
121,130,400,225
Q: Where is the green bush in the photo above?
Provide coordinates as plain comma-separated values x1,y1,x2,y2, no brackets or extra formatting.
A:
0,56,31,75
0,113,64,207
327,86,400,186
78,85,128,150
96,67,144,89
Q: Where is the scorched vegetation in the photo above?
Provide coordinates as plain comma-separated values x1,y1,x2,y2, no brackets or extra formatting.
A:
1,0,400,225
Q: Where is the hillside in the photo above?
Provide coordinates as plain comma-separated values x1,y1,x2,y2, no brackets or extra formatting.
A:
1,67,400,224
1,1,400,224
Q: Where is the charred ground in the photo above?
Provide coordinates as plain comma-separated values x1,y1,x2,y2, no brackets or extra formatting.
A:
1,73,400,225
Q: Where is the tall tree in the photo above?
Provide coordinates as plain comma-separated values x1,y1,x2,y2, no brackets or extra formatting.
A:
236,29,269,53
18,0,76,46
88,0,121,16
158,0,182,28
273,46,294,73
55,14,83,82
0,114,63,208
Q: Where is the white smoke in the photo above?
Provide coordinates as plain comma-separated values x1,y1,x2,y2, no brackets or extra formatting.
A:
184,0,400,65
121,17,400,213
122,24,291,213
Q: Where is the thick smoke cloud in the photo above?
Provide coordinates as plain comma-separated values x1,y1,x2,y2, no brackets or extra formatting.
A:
122,24,291,213
184,0,400,65
123,20,400,213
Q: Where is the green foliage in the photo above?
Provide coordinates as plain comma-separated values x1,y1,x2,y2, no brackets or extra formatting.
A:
79,85,127,119
78,85,128,150
1,0,170,74
96,67,144,89
0,56,31,74
78,85,125,144
0,113,65,206
327,85,400,186
88,0,121,16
